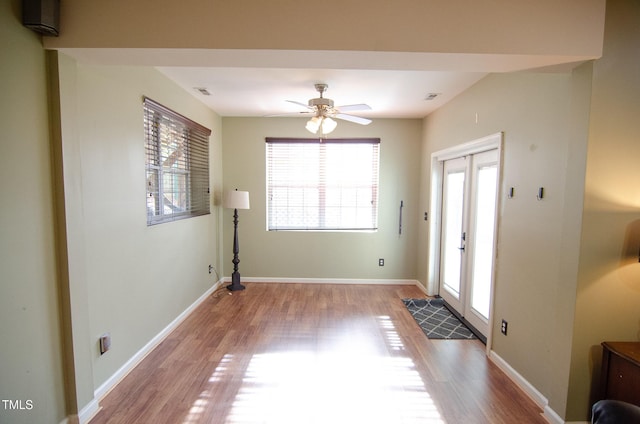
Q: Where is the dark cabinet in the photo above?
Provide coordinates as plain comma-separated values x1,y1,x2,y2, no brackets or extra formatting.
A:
600,342,640,406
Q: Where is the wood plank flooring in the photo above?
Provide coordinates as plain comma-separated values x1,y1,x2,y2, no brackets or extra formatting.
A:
90,283,547,424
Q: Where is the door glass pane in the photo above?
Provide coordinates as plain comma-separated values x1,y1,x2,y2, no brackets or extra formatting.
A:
470,165,497,319
442,170,465,297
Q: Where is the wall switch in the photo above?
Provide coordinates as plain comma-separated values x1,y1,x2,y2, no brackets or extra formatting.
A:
378,258,384,266
100,333,111,355
501,320,508,335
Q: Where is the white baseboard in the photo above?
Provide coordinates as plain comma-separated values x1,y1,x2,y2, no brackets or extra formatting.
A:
77,398,100,424
488,351,590,424
489,350,560,423
544,406,589,424
91,281,223,405
83,277,426,423
59,396,99,424
414,281,429,295
59,415,76,424
543,405,566,424
224,276,423,287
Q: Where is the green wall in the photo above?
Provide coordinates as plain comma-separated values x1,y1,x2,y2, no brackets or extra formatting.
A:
0,1,67,423
53,56,225,403
3,0,637,422
221,117,422,282
0,24,226,420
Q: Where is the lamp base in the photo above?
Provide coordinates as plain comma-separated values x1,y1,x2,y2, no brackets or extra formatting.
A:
226,282,245,291
227,272,245,291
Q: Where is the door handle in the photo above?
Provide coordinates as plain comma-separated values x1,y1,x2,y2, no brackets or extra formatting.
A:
458,245,465,251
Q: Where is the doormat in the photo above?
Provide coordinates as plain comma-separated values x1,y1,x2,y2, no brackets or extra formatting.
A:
402,298,476,340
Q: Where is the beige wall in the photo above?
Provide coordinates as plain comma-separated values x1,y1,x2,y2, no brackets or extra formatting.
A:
0,1,67,423
419,70,590,418
45,0,604,64
566,0,640,420
221,118,422,281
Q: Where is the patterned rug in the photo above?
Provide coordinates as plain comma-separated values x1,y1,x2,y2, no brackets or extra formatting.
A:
402,298,476,340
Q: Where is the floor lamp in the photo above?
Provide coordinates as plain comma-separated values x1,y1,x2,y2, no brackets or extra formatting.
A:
223,189,250,291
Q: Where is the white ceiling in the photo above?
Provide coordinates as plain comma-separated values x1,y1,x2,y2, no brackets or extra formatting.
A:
63,48,588,120
156,66,487,119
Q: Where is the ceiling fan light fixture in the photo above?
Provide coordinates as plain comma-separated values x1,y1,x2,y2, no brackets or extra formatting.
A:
291,84,370,134
305,116,321,133
321,117,337,134
306,116,337,135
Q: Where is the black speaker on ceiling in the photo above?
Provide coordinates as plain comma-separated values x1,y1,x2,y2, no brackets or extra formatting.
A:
22,0,59,36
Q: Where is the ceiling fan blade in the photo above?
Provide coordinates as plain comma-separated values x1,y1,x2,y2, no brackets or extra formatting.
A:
286,100,313,110
264,111,314,117
335,113,372,125
336,104,371,112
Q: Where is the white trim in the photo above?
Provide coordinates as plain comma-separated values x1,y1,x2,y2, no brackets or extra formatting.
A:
432,132,503,161
428,133,504,296
489,350,559,423
77,398,100,424
414,281,429,295
59,397,99,424
87,277,426,423
541,409,588,424
93,280,223,403
93,276,420,403
223,276,422,287
59,416,76,424
543,405,566,424
489,350,547,408
428,132,504,353
543,408,588,424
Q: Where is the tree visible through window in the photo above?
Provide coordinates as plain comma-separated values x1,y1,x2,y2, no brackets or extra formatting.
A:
266,137,380,231
144,97,211,225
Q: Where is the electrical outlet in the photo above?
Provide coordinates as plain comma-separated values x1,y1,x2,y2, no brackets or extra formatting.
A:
378,258,384,266
501,319,508,335
100,333,111,355
208,264,213,274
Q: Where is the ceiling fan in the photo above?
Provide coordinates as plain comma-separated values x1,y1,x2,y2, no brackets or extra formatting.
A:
279,83,372,135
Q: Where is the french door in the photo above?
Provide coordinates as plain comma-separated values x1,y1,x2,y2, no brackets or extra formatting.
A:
439,149,498,339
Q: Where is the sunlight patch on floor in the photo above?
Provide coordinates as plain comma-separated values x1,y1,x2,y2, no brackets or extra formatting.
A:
183,394,211,423
184,316,446,423
227,351,444,424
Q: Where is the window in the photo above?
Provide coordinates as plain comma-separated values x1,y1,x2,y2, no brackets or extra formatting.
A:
144,97,211,225
266,137,380,231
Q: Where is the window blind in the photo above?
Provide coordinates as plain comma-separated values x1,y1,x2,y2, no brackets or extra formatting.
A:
266,137,380,231
144,97,211,225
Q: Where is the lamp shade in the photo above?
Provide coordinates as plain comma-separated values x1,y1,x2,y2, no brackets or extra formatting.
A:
223,190,250,210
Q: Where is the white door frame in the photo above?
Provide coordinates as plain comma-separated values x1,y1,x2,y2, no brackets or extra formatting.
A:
427,132,503,352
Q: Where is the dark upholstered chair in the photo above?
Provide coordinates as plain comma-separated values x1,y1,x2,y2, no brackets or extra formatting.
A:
592,400,640,423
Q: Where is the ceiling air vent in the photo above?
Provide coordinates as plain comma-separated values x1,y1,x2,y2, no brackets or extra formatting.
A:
194,87,211,96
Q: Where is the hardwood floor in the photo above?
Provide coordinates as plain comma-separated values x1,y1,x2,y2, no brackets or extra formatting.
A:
90,283,547,424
